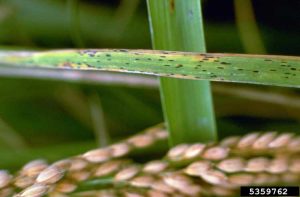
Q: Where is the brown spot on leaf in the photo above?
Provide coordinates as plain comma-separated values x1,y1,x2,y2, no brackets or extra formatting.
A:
170,0,175,12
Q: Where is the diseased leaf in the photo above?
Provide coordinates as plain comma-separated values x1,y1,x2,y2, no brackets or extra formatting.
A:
0,49,299,87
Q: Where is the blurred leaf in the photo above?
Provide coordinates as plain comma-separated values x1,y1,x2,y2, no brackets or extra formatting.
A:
0,117,27,150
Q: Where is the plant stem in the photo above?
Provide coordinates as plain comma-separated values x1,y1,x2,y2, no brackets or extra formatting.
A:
67,0,85,47
146,0,217,145
88,91,110,147
234,0,266,54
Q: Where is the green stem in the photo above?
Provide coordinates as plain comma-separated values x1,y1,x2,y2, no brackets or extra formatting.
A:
113,0,140,41
67,0,85,47
87,92,110,147
234,0,266,54
146,0,217,145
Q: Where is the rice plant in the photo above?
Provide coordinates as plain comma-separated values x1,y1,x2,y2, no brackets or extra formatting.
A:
0,0,299,196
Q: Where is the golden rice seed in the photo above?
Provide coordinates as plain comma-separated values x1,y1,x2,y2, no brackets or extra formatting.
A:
21,159,48,177
167,144,189,161
145,125,162,133
143,160,168,174
281,173,299,183
173,195,187,197
219,136,240,147
210,186,235,196
145,126,168,139
110,143,131,158
54,180,77,193
69,158,88,171
267,174,281,184
253,173,271,185
99,190,118,197
202,146,229,160
52,159,71,171
0,170,11,188
48,192,69,197
0,187,14,197
199,170,227,185
267,157,288,174
147,190,169,197
123,191,144,197
184,160,211,176
94,160,123,177
114,166,140,182
288,137,300,151
98,190,118,197
268,133,294,148
245,157,269,172
151,180,175,194
82,148,111,163
19,184,48,197
70,190,114,197
151,130,168,140
14,175,35,189
228,173,254,186
183,143,206,159
36,166,65,185
178,185,201,196
68,170,91,182
174,194,189,197
163,173,192,191
237,133,260,149
129,175,155,188
252,132,277,149
289,158,300,173
255,173,280,185
217,157,245,173
127,134,154,148
145,124,164,133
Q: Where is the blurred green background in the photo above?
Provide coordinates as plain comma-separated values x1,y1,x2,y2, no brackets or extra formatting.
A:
0,0,299,170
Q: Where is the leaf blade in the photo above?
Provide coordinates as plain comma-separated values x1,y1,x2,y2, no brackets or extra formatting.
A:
0,49,299,88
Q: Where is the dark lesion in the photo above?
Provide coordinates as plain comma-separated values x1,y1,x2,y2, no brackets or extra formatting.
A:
60,62,74,69
78,50,98,57
170,0,175,12
119,49,129,52
220,62,231,65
